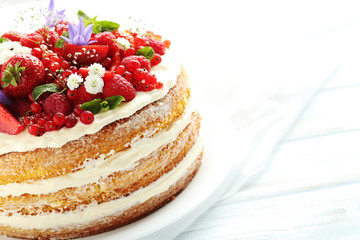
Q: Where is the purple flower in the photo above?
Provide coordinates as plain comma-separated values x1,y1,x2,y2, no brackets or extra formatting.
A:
0,90,11,106
61,18,96,46
44,0,66,28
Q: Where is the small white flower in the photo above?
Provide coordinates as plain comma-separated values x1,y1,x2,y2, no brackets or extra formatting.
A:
0,41,31,64
67,73,84,90
88,63,105,77
84,75,104,94
116,37,131,50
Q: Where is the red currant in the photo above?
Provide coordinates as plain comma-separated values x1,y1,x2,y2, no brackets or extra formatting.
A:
53,112,66,127
62,69,73,79
124,47,136,57
37,117,47,127
65,116,78,128
115,65,126,75
101,57,112,69
80,111,94,125
60,60,70,70
67,89,78,101
74,104,84,117
31,47,42,59
30,102,42,114
133,68,148,81
154,82,164,89
143,83,155,92
50,55,60,63
44,120,56,131
41,57,51,68
122,71,133,83
28,124,43,136
145,73,157,84
49,62,61,72
151,53,162,66
22,116,33,125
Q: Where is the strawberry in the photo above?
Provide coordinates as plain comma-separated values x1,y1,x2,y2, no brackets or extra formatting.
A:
43,92,73,115
73,85,102,105
121,55,151,72
103,74,135,101
1,31,24,42
35,27,59,50
78,67,114,84
20,33,43,48
63,41,109,66
1,54,45,99
92,32,120,58
0,103,25,135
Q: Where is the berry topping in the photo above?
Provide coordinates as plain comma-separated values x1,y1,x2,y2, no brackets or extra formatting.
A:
0,103,25,135
1,54,45,98
43,92,72,115
92,32,120,58
103,74,136,101
80,110,94,125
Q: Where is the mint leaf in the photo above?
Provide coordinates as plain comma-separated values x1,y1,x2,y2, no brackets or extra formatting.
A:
105,95,125,110
135,47,155,60
0,37,9,43
80,98,102,114
32,83,60,101
77,10,92,20
77,10,119,34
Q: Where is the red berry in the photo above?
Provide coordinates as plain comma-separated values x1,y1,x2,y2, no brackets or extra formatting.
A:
145,37,166,55
101,57,112,69
145,73,157,84
124,47,135,57
103,74,136,101
44,113,53,121
37,117,46,127
127,60,141,72
122,71,133,83
28,124,43,136
155,81,163,89
31,48,42,59
60,60,70,70
50,55,60,63
134,37,146,47
92,32,120,58
22,115,33,125
43,92,73,115
65,116,78,128
66,89,78,101
53,112,66,127
41,57,51,68
74,104,84,117
30,102,42,114
1,31,23,42
9,98,31,117
44,120,56,131
49,61,61,72
115,65,126,75
122,55,150,72
80,111,94,125
73,85,102,105
143,83,155,92
20,33,43,48
133,68,148,81
62,69,73,79
151,54,162,66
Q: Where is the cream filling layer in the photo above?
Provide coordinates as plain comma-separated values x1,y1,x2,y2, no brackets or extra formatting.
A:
0,138,203,229
0,102,194,197
0,50,181,155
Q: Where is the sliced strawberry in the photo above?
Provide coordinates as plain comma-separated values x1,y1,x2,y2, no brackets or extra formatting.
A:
92,32,120,58
20,33,43,48
63,42,109,66
0,103,25,135
1,31,24,42
78,67,114,84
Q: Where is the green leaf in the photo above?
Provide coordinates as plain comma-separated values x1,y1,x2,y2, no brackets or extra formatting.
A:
80,98,102,114
135,47,155,60
77,10,92,20
77,10,119,34
55,32,68,48
0,37,9,43
32,83,60,101
105,95,125,110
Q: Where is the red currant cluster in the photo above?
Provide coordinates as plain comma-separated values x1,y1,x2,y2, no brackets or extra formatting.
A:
23,103,94,136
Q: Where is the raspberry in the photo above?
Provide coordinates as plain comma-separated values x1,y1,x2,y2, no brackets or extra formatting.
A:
43,93,73,115
145,37,166,55
122,55,151,72
103,74,136,101
73,85,103,105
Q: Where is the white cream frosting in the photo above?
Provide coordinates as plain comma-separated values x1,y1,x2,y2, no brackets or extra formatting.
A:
0,138,203,229
0,50,181,155
0,102,194,196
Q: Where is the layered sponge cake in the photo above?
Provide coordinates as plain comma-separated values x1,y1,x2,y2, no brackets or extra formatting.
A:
0,1,202,239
